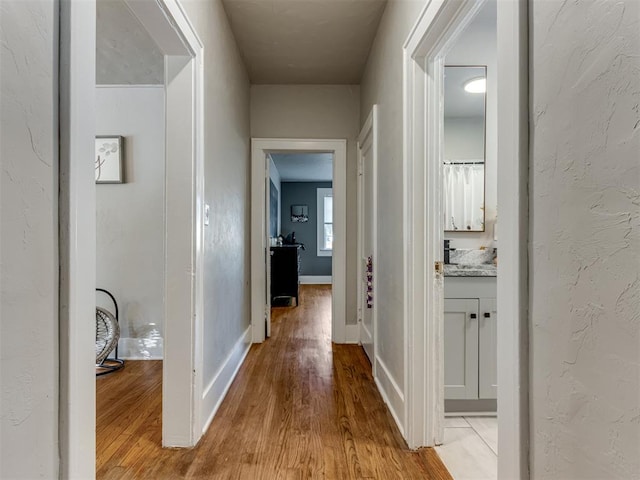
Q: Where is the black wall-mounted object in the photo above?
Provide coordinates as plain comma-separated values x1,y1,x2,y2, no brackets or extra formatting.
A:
444,239,456,265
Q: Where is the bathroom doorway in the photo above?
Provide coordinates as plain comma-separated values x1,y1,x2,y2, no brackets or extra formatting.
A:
436,3,499,477
402,0,529,478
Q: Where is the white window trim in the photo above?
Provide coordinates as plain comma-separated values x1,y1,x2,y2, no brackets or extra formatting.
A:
317,187,333,257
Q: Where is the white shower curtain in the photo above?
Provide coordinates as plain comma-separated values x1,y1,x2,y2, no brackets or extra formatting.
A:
444,163,484,231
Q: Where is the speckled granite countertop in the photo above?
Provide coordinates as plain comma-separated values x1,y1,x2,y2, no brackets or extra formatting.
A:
444,263,497,277
445,248,497,277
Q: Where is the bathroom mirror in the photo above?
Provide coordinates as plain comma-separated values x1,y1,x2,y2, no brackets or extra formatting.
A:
443,65,486,232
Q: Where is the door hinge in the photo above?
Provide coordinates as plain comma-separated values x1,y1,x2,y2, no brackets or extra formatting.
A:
434,261,444,275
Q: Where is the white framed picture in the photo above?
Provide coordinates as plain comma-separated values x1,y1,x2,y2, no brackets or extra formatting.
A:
95,136,124,183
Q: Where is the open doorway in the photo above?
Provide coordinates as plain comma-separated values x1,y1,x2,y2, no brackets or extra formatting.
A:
402,0,528,478
251,139,347,344
435,2,499,477
94,0,166,472
60,0,205,475
267,152,334,338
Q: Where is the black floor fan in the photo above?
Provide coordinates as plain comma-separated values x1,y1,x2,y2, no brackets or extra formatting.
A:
96,288,125,376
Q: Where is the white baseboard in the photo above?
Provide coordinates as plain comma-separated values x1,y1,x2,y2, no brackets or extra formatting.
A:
345,324,360,344
374,356,406,437
299,275,332,284
200,326,252,434
445,412,497,417
113,337,163,360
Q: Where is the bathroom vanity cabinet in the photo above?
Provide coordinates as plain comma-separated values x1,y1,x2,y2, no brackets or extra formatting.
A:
444,275,497,401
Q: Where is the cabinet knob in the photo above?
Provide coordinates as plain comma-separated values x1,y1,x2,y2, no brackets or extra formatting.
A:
470,313,477,319
484,312,491,318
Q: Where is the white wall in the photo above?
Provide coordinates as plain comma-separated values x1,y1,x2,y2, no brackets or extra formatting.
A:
96,0,164,85
359,0,428,428
95,86,165,359
444,117,484,161
445,4,497,249
180,0,252,429
0,1,59,477
251,85,361,325
530,1,640,478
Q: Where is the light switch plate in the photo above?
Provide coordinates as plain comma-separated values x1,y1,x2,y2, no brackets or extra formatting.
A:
204,204,210,226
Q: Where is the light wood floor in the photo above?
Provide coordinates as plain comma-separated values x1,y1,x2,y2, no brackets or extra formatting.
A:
97,285,452,479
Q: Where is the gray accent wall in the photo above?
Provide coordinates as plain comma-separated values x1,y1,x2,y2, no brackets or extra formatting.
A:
281,182,332,276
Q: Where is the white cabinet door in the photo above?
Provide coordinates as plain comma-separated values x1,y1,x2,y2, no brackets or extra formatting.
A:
479,298,498,399
444,298,479,399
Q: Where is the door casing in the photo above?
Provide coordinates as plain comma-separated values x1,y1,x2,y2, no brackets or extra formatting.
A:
357,106,379,369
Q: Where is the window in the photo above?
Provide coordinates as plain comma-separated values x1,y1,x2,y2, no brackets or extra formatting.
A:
317,188,333,256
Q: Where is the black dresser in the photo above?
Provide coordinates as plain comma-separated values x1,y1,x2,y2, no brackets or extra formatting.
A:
270,245,301,306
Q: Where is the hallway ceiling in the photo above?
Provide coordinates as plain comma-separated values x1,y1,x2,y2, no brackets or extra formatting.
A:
221,0,388,84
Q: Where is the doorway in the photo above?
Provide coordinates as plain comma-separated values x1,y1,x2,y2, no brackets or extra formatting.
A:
267,152,335,339
402,0,528,478
94,0,167,471
435,3,499,476
59,0,205,475
251,139,348,344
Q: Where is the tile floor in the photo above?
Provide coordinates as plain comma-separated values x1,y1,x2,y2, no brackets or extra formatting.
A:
435,416,498,480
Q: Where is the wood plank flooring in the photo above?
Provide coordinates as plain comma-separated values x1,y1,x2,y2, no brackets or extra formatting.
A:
97,285,452,479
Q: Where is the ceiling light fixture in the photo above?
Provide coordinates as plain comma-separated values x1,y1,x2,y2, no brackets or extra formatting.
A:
464,77,486,94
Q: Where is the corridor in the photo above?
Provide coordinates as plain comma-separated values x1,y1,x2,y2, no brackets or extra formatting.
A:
97,285,452,479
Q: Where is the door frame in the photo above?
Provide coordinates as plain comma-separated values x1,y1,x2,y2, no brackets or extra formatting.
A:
251,138,347,343
402,1,529,479
59,0,205,475
357,106,379,371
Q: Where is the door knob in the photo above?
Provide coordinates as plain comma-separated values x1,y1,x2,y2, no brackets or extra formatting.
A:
470,313,477,319
484,312,491,318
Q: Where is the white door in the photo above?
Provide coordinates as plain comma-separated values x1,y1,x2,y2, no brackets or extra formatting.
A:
264,155,272,338
444,298,479,399
358,106,377,366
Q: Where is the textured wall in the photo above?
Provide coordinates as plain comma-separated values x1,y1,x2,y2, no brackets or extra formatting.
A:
530,1,640,478
0,0,59,477
96,0,164,85
180,0,252,384
95,86,165,358
251,85,361,324
281,182,333,276
359,0,427,394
